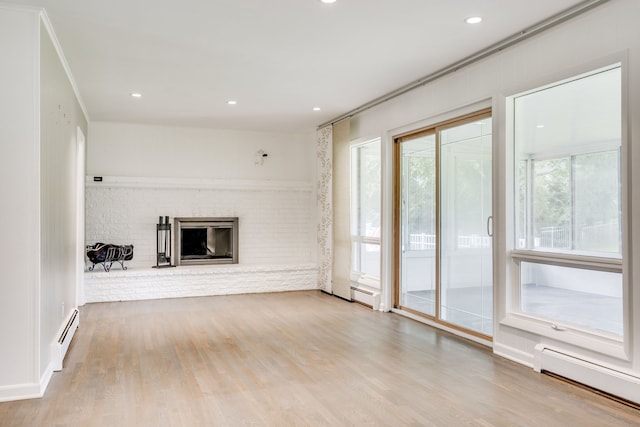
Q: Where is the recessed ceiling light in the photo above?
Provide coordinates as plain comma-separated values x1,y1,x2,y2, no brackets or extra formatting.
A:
321,0,337,4
536,124,545,128
313,107,321,111
131,93,142,98
227,100,237,105
465,16,482,24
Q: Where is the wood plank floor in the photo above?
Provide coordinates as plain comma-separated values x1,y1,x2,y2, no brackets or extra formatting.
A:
1,290,639,426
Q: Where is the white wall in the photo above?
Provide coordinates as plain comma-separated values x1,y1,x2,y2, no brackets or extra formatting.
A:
0,5,88,401
87,122,314,182
347,0,640,381
39,20,88,376
0,5,40,396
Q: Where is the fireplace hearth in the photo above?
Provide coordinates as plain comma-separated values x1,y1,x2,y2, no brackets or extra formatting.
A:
174,217,238,265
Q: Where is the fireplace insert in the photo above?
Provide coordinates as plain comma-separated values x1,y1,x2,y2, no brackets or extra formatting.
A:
174,217,238,265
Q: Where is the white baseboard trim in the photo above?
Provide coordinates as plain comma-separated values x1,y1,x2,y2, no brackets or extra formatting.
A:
0,381,42,403
0,360,55,403
39,361,54,396
492,342,535,369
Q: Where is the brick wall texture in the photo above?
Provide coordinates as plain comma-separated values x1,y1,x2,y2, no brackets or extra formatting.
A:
84,183,318,301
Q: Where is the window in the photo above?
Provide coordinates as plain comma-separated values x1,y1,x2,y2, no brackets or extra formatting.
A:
517,152,621,255
350,139,381,286
511,64,623,338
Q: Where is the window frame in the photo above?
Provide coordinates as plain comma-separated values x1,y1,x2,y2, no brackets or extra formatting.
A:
350,138,382,287
502,62,630,360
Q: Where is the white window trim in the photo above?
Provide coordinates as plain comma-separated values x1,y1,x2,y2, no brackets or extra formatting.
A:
350,138,382,287
510,250,622,272
499,313,627,360
503,58,630,361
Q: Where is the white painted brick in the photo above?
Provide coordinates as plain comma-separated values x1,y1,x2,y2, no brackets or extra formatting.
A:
84,180,319,302
85,264,318,302
85,184,316,270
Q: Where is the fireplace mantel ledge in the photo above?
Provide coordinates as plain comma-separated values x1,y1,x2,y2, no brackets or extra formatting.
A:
85,176,313,192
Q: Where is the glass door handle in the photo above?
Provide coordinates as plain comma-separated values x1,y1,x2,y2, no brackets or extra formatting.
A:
486,216,493,237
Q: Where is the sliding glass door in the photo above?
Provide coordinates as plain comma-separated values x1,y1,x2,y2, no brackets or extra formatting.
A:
439,118,493,336
396,111,493,338
399,133,437,316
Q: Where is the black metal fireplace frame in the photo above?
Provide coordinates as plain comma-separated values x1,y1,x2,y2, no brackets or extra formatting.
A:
174,217,239,266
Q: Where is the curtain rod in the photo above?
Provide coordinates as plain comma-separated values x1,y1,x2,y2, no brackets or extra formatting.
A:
317,0,610,130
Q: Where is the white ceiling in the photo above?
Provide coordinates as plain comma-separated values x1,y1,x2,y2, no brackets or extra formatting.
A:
11,0,589,133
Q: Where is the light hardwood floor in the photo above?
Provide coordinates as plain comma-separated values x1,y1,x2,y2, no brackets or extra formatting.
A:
1,290,638,426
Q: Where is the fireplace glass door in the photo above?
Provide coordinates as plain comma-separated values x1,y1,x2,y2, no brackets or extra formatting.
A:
175,217,238,265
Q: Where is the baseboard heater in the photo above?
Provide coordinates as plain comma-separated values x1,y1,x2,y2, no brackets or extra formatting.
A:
51,308,79,372
534,344,640,404
350,286,380,309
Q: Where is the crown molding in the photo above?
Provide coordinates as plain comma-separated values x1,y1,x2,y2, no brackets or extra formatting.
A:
39,8,90,122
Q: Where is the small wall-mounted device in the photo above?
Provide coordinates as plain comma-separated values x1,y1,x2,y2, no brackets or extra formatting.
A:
255,149,268,166
93,176,103,182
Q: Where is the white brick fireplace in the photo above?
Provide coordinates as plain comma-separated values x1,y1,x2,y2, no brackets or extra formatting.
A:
84,176,318,302
83,121,318,303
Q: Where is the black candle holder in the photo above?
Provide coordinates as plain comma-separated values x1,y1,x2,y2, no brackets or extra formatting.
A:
153,216,175,268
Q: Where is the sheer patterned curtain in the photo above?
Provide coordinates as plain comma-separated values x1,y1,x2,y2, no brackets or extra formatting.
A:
317,119,352,299
316,125,333,293
331,118,352,300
